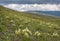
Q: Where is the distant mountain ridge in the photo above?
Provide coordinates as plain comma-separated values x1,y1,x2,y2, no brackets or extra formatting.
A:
27,11,60,17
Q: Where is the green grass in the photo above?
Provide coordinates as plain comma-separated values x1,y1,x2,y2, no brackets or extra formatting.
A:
0,6,60,41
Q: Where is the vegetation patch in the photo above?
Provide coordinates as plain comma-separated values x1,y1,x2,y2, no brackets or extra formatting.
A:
0,6,60,41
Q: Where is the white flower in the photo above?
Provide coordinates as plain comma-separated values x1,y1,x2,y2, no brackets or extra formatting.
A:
46,22,51,25
48,25,52,27
5,16,9,18
47,33,50,35
6,36,9,39
10,20,14,22
34,31,41,36
52,32,59,36
15,29,21,35
22,27,32,35
51,24,54,26
24,32,29,37
14,15,17,17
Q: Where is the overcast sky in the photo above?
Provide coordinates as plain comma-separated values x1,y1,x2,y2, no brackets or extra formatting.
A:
0,0,60,4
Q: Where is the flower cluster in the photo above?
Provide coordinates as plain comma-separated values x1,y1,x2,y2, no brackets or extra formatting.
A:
15,27,32,37
52,32,59,37
15,29,21,35
22,27,32,37
34,31,41,36
15,27,59,38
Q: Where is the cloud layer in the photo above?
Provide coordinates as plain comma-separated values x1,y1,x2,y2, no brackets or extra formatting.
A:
3,4,60,11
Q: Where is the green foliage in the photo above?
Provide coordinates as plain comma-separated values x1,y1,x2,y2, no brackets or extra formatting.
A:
0,6,60,41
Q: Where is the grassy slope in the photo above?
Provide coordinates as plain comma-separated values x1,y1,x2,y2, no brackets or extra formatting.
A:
0,6,60,41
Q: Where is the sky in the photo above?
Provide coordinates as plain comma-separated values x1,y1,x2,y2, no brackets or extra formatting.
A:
0,0,60,4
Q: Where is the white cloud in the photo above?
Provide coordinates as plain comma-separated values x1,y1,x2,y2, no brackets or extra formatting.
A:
3,4,60,11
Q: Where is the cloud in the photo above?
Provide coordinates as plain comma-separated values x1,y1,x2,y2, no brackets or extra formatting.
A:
3,4,60,11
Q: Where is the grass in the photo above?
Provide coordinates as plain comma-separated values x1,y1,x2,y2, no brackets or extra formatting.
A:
0,6,60,41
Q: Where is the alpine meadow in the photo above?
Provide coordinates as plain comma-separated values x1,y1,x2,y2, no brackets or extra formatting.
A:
0,6,60,41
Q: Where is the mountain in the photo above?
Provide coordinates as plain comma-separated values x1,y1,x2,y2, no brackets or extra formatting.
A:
0,6,60,41
27,11,60,17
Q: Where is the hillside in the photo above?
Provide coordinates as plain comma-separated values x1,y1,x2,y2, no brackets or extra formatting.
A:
0,6,60,41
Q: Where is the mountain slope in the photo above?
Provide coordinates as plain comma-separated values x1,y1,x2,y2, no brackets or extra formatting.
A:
0,6,60,41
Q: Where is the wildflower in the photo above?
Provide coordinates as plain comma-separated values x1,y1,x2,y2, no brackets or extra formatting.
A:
5,16,9,18
19,24,23,27
47,33,50,35
14,15,17,17
22,27,32,37
6,36,9,39
34,31,41,36
51,24,54,26
22,27,32,35
15,29,21,35
48,25,52,27
52,32,59,37
10,20,14,22
24,32,29,37
46,22,51,25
